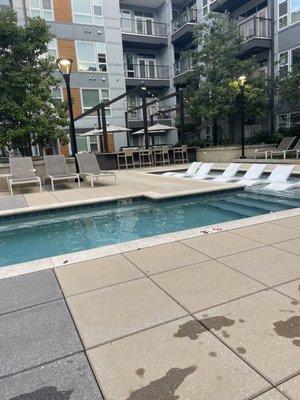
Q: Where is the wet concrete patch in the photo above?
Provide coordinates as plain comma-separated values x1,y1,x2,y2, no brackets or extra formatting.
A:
174,320,206,340
10,387,72,400
237,347,247,355
208,352,217,357
199,316,235,332
273,316,300,346
136,368,145,378
126,366,197,400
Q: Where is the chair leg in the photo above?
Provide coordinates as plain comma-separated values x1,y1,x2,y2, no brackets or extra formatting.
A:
51,178,55,191
39,179,42,192
9,181,13,196
91,175,94,188
77,175,81,188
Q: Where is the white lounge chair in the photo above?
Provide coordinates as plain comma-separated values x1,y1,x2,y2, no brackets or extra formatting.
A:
44,155,80,191
211,163,241,183
264,181,300,192
8,157,42,196
284,138,300,159
239,164,295,187
191,163,214,180
235,164,267,186
76,153,116,187
163,162,202,178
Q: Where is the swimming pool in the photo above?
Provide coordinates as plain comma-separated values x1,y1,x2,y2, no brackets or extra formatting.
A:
0,189,299,267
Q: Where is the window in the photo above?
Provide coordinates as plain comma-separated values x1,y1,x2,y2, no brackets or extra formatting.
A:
72,0,103,26
290,112,300,126
52,87,63,102
278,0,300,29
81,89,111,116
0,0,11,11
291,0,300,23
291,46,300,67
76,41,107,72
279,0,288,28
278,114,288,128
101,89,111,116
203,0,209,16
279,51,289,76
47,38,57,59
121,10,132,31
30,0,53,21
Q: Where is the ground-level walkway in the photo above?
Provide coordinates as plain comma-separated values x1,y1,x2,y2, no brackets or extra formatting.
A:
0,215,299,399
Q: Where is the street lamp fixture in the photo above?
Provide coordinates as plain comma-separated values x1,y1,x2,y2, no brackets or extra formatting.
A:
56,58,78,160
238,75,247,159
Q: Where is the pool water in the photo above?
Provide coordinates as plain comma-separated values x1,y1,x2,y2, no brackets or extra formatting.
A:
0,190,299,267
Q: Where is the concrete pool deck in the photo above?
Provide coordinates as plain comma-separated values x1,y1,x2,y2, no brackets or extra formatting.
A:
0,215,299,399
0,163,299,399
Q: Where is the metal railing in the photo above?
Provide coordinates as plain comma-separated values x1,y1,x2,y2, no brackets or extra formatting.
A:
174,57,193,76
121,18,167,37
172,8,197,32
124,64,169,80
238,16,271,40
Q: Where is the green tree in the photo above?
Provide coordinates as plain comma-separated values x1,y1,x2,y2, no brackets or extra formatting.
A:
0,9,68,155
277,66,300,111
184,13,268,145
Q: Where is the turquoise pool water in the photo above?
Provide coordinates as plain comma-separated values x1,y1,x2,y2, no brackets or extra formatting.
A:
0,190,299,267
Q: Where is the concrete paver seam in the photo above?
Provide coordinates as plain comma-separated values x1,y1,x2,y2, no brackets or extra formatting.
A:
121,254,277,392
52,269,107,400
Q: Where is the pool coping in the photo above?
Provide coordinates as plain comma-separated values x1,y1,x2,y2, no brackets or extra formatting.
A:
1,205,299,281
0,183,244,218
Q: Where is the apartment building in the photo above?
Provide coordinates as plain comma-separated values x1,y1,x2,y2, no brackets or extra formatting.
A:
5,0,300,152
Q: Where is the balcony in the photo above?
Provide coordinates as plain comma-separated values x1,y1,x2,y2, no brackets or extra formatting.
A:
171,8,197,47
124,63,170,88
121,18,168,49
174,57,193,84
210,0,250,13
238,17,271,57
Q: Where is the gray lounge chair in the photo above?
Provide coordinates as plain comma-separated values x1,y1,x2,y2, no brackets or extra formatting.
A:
44,155,80,191
8,157,42,196
76,153,116,187
254,137,296,159
284,137,300,159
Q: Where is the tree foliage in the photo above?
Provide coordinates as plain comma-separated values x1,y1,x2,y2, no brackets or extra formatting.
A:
184,13,269,142
0,9,68,155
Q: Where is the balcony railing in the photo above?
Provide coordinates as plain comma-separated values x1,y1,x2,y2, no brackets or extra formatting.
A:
174,57,193,76
124,64,169,80
238,16,271,41
172,8,197,32
121,18,167,37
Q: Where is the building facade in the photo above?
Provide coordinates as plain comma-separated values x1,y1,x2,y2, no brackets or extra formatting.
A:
5,0,300,152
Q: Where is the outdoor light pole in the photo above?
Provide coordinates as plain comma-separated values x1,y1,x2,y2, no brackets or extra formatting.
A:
57,58,78,158
238,75,247,159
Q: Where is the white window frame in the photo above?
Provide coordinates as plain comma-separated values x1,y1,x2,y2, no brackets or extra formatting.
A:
52,87,63,102
278,0,300,30
80,88,111,117
76,41,107,73
29,0,53,21
48,38,58,60
121,9,132,32
71,0,103,26
278,45,300,74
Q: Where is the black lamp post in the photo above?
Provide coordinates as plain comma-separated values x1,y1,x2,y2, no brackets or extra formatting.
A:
238,75,247,159
56,58,78,158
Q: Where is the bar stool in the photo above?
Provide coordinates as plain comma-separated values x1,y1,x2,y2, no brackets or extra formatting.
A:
117,149,136,169
139,149,154,167
174,145,188,164
155,146,170,166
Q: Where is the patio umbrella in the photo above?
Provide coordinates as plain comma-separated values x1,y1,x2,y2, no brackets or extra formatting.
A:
133,123,174,145
80,125,131,136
